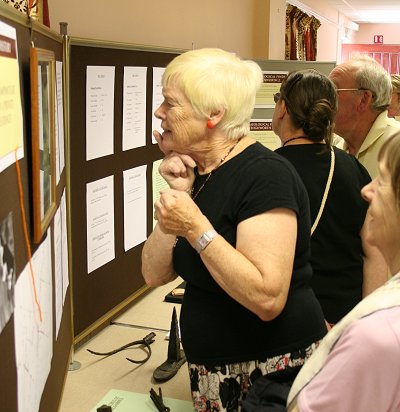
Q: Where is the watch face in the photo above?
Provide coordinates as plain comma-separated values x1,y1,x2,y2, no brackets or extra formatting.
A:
195,230,217,253
199,235,209,247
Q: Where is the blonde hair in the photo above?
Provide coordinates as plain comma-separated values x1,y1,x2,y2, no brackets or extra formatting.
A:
391,74,400,94
162,48,263,140
378,132,400,211
391,75,400,108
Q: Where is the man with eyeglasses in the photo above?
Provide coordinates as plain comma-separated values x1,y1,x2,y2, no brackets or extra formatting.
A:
329,55,400,178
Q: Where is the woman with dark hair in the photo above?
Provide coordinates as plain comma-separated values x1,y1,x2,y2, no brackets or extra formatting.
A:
274,69,387,325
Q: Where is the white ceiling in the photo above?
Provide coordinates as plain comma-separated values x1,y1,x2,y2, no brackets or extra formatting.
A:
324,0,400,23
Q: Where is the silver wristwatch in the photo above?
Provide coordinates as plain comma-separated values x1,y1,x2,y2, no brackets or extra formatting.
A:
194,229,218,254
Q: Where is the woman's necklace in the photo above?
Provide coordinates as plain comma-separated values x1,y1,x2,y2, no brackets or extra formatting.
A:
282,136,309,147
192,137,242,200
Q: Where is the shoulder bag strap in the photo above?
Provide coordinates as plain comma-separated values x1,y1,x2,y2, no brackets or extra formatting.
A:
311,148,335,236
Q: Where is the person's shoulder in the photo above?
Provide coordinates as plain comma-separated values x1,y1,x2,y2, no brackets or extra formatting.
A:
373,111,400,134
246,141,294,167
385,116,400,130
244,143,305,185
333,146,353,161
250,141,281,158
333,146,366,165
382,120,400,140
346,306,400,352
333,147,371,181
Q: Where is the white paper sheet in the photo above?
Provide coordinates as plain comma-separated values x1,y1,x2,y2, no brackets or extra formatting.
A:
151,159,170,229
123,165,147,251
151,67,165,144
55,61,65,183
53,205,63,337
123,67,147,150
86,66,115,160
14,230,53,412
86,175,115,273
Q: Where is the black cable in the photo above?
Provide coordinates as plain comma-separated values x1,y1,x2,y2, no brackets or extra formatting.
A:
86,332,156,364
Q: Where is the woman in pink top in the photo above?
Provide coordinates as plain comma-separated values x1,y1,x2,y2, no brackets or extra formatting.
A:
286,132,400,412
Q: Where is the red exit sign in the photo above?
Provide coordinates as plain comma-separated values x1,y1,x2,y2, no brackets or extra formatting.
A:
374,35,384,44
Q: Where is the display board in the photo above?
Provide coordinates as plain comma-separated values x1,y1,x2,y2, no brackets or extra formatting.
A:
67,38,187,341
0,4,71,412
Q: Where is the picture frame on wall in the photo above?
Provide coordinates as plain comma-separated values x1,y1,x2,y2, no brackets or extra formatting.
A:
30,47,57,244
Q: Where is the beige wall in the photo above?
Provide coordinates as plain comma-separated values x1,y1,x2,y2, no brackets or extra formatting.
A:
354,23,400,45
268,0,286,59
51,0,389,64
48,0,342,61
49,0,269,59
300,0,340,62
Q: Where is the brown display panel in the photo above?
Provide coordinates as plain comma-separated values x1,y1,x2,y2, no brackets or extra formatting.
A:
68,40,184,339
0,5,71,412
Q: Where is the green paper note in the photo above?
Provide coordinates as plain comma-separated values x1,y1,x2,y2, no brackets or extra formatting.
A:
92,388,194,411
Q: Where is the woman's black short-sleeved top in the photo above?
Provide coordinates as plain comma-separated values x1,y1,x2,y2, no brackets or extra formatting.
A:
174,142,326,365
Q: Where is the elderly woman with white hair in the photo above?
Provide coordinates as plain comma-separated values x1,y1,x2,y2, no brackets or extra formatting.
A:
141,48,327,411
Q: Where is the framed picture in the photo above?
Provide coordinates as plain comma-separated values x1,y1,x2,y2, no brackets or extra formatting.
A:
30,47,57,244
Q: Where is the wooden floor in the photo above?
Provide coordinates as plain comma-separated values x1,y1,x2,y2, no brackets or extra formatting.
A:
58,278,193,411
